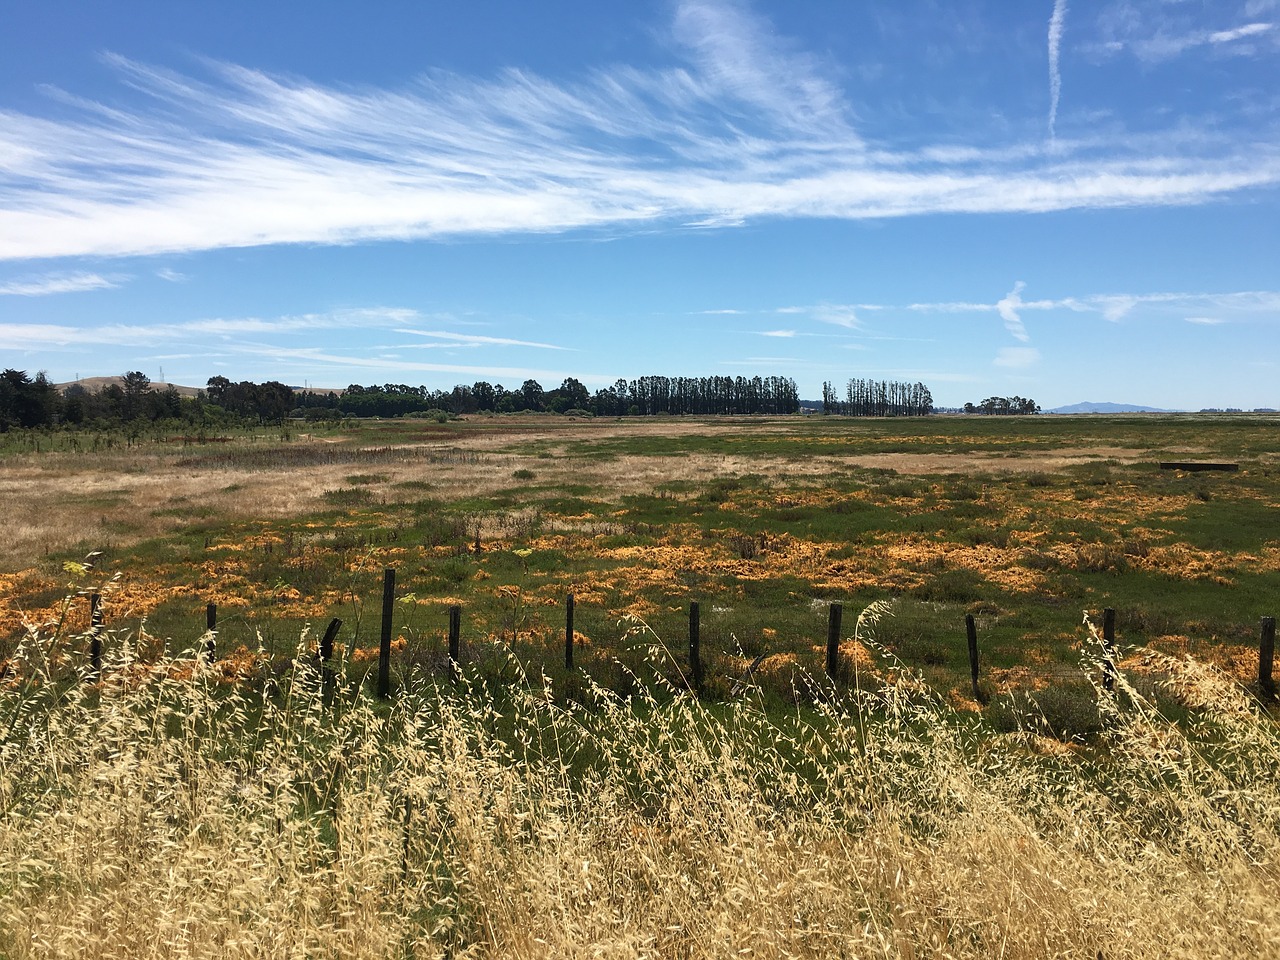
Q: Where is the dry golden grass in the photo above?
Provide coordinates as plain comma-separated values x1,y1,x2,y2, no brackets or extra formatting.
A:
1,612,1277,958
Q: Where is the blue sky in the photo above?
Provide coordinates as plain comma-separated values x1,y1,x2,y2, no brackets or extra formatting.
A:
1,0,1277,410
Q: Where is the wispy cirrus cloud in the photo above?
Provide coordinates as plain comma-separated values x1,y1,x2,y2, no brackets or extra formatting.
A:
396,330,569,350
671,0,857,142
0,271,124,296
1211,22,1275,43
0,306,504,350
2,1,1277,262
901,287,1280,323
698,287,1278,342
996,282,1032,342
906,300,997,313
1126,21,1275,61
225,344,589,384
1094,1,1277,62
1086,290,1280,321
812,304,862,330
0,306,581,387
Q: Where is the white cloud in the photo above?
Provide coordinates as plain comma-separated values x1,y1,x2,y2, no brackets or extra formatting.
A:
156,268,188,283
0,306,447,350
1094,294,1138,322
671,0,857,142
860,287,1280,324
1,1,1277,261
994,347,1042,367
812,304,862,329
234,344,588,383
996,282,1032,342
0,323,84,348
759,329,796,337
0,271,123,296
1185,315,1225,324
1209,22,1274,43
396,330,568,350
1089,290,1280,319
1137,23,1276,59
1095,2,1277,62
906,301,997,313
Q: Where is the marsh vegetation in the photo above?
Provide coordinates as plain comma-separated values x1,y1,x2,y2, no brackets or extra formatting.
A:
3,413,1277,703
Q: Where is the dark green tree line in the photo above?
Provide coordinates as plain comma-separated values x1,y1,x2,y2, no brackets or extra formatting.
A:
299,374,800,418
962,396,1040,415
821,379,933,417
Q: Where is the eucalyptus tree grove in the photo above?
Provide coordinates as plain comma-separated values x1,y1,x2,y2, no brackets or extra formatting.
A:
821,379,933,417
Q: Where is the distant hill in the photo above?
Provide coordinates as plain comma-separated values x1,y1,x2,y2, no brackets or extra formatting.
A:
1045,401,1177,414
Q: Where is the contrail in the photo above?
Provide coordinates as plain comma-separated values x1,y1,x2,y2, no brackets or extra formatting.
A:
1048,0,1068,139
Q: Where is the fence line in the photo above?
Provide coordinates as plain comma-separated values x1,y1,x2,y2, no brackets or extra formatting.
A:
70,568,1278,702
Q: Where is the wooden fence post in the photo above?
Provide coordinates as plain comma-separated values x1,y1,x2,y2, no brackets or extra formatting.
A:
689,601,703,694
1260,617,1276,697
565,593,575,670
378,568,395,698
89,592,103,678
319,617,342,702
448,604,461,683
826,602,843,680
965,613,981,702
1102,607,1117,692
205,602,217,662
320,617,342,663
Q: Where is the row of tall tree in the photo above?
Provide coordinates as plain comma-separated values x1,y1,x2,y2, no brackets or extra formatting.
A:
963,396,1040,415
594,375,799,416
1,369,802,431
821,379,934,417
297,375,801,418
3,368,1057,431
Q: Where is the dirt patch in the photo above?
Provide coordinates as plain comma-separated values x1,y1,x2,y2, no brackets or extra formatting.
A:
841,447,1146,475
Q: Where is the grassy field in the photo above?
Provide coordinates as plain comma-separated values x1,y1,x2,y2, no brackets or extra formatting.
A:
2,413,1280,956
3,413,1279,709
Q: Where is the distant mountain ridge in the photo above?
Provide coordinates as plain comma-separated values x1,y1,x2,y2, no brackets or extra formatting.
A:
1045,401,1176,414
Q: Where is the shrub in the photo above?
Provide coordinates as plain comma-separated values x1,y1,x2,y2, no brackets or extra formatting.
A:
989,683,1103,741
407,408,451,423
322,487,374,507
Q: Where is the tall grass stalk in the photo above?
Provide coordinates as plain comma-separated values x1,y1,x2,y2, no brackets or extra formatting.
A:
0,618,1277,958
